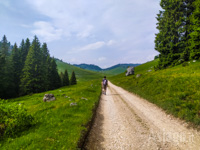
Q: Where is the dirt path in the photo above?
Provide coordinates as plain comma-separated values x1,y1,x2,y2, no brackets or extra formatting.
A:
84,81,200,150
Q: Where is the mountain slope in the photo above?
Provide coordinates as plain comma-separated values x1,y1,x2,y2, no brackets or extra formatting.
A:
56,60,102,81
74,63,140,75
74,64,102,71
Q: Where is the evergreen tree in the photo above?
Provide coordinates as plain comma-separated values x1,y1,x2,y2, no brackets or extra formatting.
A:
20,36,44,95
63,69,70,86
181,0,195,61
189,0,200,59
155,0,195,68
60,72,64,86
49,58,61,89
41,43,50,91
70,71,77,85
1,35,9,57
11,43,21,96
0,35,14,98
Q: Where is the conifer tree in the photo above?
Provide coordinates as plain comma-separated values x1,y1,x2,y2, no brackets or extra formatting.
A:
49,58,61,89
11,43,21,95
60,72,64,86
155,0,195,68
70,71,77,85
20,36,44,95
63,69,70,86
0,35,14,98
41,43,50,91
189,0,200,59
1,35,9,57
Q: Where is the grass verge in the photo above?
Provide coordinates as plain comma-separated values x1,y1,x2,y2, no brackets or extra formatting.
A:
110,59,200,125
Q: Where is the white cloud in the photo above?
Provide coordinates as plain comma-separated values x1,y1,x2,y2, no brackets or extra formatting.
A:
74,41,106,52
20,24,31,28
98,57,106,61
107,40,116,46
76,25,94,38
32,21,62,42
2,0,161,67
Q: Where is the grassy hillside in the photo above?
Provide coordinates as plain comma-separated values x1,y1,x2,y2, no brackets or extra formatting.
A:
110,59,200,125
101,66,128,75
0,60,103,149
0,79,102,149
56,60,102,81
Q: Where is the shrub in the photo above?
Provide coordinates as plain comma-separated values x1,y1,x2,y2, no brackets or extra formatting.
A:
182,61,189,67
0,100,34,139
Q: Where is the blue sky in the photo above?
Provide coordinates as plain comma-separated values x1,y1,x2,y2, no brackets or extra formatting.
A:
0,0,160,68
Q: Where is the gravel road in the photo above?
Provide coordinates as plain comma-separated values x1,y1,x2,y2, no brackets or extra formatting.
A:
84,81,200,150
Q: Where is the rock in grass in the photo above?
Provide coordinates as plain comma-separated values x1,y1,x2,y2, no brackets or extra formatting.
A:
81,97,88,100
43,94,56,102
70,103,77,106
126,67,134,76
136,74,142,78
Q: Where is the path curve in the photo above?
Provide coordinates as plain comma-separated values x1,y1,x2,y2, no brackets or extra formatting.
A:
84,81,200,150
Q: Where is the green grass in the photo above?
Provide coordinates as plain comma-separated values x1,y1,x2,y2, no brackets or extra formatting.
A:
56,60,102,81
101,66,127,75
110,59,200,125
0,78,102,149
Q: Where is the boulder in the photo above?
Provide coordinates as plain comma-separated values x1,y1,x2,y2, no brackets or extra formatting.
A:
126,67,134,76
43,94,56,102
136,74,142,78
70,102,77,106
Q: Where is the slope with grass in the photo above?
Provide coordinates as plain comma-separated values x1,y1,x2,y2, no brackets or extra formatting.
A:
110,59,200,125
0,59,103,149
56,60,102,81
0,79,101,149
73,62,140,75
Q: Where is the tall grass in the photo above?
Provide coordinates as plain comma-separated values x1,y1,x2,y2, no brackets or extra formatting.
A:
110,59,200,125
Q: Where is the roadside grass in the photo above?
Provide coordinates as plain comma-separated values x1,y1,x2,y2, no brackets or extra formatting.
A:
0,79,102,149
110,59,200,125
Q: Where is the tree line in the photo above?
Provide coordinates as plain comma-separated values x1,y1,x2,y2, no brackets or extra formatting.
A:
155,0,200,69
0,35,76,99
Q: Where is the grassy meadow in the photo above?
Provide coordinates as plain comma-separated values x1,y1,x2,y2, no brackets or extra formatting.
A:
110,59,200,125
0,61,103,149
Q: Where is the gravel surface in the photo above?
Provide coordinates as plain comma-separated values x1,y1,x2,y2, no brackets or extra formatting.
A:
84,81,200,150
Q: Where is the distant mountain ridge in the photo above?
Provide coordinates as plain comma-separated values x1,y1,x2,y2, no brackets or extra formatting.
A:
74,63,140,73
74,64,102,71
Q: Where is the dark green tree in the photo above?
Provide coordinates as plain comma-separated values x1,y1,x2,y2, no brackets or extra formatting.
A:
70,71,77,85
48,58,61,89
60,72,64,86
1,35,9,57
0,35,14,98
11,43,21,95
155,0,195,68
63,69,70,86
20,36,44,95
189,0,200,59
41,43,50,91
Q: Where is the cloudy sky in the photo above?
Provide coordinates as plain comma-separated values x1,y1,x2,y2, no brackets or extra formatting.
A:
0,0,160,68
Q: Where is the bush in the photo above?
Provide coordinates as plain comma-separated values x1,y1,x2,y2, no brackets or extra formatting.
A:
0,100,34,139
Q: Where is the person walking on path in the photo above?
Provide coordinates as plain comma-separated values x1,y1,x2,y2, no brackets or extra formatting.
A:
102,76,108,95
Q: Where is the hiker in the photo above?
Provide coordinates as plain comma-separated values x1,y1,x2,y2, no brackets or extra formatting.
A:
102,76,108,95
